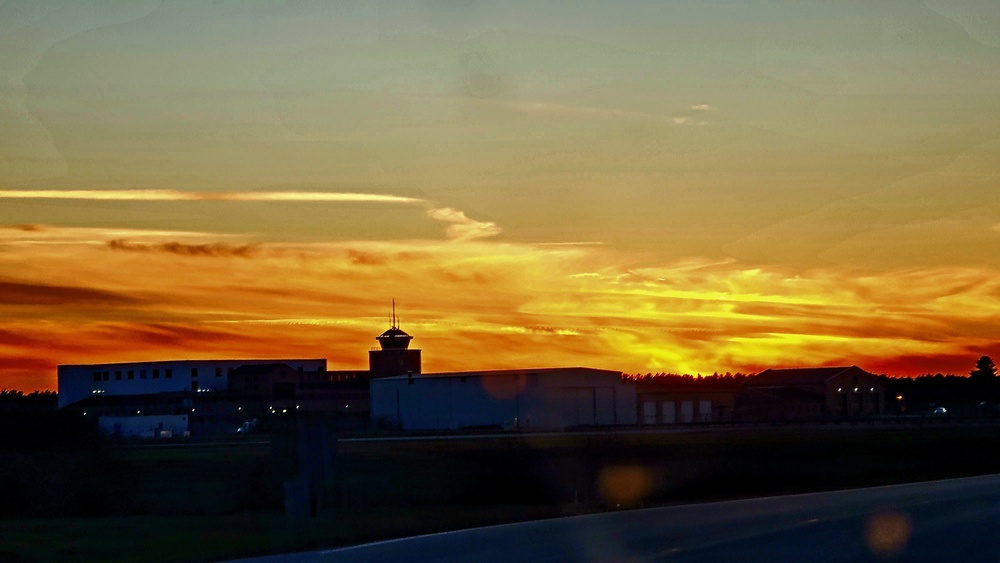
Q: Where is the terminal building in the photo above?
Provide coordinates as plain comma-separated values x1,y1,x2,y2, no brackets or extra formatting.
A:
57,358,328,409
56,317,427,437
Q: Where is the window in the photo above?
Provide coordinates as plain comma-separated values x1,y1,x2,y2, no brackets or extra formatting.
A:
127,370,134,380
115,371,122,380
93,372,101,382
215,367,222,377
153,369,159,379
227,367,233,375
191,368,198,378
140,370,146,379
102,372,109,381
165,369,172,378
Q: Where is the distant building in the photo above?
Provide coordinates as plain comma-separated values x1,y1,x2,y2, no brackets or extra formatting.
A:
371,367,637,431
636,380,738,425
738,366,885,421
57,358,327,409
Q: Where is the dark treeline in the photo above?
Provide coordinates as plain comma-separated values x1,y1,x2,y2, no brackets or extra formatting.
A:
0,388,57,412
884,372,1000,414
0,389,114,518
624,372,753,389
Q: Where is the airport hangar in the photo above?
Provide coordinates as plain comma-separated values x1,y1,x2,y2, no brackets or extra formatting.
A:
57,323,637,436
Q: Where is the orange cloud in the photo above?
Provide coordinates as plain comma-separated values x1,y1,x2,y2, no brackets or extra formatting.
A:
2,225,999,389
0,280,140,307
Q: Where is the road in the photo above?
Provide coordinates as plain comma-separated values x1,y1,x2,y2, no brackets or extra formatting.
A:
228,473,1000,562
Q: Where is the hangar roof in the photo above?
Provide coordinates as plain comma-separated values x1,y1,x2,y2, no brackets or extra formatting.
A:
373,367,622,381
745,366,875,387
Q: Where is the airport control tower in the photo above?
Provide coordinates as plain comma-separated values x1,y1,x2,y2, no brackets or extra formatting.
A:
368,301,421,378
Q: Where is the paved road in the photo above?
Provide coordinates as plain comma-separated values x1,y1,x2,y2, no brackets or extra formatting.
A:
229,474,1000,562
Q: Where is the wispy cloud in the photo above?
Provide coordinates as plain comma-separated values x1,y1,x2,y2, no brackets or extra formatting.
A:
0,190,423,204
426,207,501,241
107,239,262,258
0,280,140,306
690,104,712,111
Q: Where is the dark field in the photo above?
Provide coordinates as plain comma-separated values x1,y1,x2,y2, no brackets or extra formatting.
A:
5,424,1000,562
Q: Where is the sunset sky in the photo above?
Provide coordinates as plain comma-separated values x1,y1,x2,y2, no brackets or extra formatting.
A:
2,1,1000,390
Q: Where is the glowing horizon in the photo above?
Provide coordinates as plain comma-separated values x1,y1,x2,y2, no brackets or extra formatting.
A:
2,2,999,390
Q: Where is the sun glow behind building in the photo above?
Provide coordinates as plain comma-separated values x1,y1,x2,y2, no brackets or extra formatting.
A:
2,2,1000,389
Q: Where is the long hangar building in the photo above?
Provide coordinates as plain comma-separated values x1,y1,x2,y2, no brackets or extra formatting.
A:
58,321,638,435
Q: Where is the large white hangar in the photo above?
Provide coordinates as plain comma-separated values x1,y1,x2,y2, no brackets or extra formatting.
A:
370,367,637,431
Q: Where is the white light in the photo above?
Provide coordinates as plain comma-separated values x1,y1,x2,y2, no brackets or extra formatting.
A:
295,405,300,410
870,387,874,392
837,388,842,392
238,407,242,411
282,408,287,413
854,387,858,392
344,404,349,409
137,410,141,414
191,408,195,412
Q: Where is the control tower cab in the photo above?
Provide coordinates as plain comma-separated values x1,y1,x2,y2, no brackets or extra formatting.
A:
368,305,421,378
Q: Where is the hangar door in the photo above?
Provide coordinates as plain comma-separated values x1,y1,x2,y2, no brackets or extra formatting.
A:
595,387,616,425
577,387,595,425
554,387,617,426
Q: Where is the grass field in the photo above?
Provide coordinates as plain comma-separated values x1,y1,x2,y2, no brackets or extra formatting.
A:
5,424,1000,562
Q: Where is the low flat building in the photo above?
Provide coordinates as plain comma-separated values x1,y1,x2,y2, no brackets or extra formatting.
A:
637,387,737,425
371,367,637,431
57,358,327,409
738,366,885,421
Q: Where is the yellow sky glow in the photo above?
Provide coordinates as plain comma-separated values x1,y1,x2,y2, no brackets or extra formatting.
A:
2,2,999,389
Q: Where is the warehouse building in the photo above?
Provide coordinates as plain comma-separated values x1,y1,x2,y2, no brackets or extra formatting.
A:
637,386,737,425
57,358,327,409
370,367,637,430
737,366,885,421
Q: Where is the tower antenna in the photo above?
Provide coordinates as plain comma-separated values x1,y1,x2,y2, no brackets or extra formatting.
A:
392,298,397,329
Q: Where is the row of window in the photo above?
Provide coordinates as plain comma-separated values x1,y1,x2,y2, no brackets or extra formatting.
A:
191,367,232,378
93,368,173,382
91,366,240,382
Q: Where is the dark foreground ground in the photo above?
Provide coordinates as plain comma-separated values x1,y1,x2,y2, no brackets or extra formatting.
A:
229,473,1000,563
4,424,1000,562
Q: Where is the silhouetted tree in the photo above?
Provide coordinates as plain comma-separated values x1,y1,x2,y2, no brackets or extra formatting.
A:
970,356,997,381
